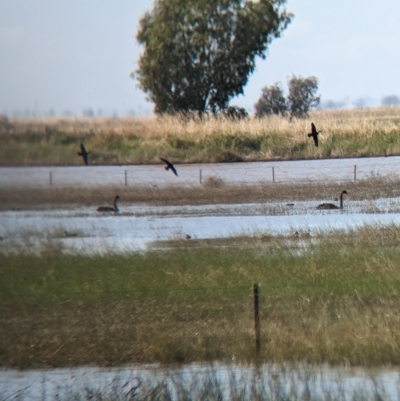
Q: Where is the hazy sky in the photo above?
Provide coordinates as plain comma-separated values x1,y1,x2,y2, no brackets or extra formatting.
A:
1,0,400,116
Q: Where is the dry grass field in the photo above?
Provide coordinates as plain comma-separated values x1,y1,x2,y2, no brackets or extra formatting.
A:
2,106,400,165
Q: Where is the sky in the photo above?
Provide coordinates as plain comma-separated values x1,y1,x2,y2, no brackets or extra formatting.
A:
1,0,400,117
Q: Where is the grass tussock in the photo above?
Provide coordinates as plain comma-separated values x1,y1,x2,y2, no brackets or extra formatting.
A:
3,106,400,165
3,225,400,367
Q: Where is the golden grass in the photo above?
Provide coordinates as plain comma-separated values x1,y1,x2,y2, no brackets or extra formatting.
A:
3,106,400,165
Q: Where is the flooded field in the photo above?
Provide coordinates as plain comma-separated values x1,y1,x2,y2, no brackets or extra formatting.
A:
1,155,400,188
2,363,400,401
3,159,400,396
2,157,400,254
2,200,400,255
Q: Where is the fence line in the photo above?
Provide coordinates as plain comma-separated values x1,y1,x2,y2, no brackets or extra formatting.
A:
4,157,400,188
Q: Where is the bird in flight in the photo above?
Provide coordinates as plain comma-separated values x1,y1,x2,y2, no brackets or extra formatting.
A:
160,157,178,176
78,143,90,165
308,123,321,147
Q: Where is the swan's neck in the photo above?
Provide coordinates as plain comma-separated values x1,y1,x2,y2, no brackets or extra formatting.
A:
114,198,119,212
340,193,344,208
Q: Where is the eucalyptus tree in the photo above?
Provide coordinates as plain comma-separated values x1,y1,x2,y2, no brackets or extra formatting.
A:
135,0,292,115
287,75,320,119
254,82,287,117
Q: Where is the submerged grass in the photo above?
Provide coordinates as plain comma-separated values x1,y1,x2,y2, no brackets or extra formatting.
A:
3,106,400,165
2,364,395,401
3,225,400,367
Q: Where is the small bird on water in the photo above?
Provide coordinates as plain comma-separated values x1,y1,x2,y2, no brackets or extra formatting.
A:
308,122,321,147
160,157,178,176
78,143,90,165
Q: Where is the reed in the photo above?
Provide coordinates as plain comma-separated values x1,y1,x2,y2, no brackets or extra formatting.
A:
2,106,400,165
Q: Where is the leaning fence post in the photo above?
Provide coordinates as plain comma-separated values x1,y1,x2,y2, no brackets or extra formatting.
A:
124,170,128,186
354,165,357,181
253,283,260,354
272,167,275,183
49,172,53,187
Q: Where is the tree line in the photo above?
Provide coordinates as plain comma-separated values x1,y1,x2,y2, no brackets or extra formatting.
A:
134,0,300,118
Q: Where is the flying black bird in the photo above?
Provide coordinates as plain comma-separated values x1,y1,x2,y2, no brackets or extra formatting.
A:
97,195,120,212
78,143,90,165
307,123,321,147
160,157,178,176
317,190,348,210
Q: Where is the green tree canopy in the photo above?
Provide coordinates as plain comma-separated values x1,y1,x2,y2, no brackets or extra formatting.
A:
287,75,320,119
135,0,292,115
254,82,287,118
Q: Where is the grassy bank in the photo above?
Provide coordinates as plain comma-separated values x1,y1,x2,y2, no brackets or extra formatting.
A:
2,176,400,210
3,225,400,367
2,106,400,166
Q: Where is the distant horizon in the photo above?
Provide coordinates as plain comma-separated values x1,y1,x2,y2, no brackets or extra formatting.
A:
3,100,400,119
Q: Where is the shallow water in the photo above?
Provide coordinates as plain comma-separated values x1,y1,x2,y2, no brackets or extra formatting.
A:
2,157,400,254
2,199,400,254
1,156,399,188
1,363,399,401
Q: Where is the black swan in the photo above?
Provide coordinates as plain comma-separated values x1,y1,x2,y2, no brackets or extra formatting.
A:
97,195,120,212
308,123,321,147
317,190,347,210
78,143,90,166
160,157,178,176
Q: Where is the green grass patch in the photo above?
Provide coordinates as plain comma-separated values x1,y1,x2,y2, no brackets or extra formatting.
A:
3,226,400,367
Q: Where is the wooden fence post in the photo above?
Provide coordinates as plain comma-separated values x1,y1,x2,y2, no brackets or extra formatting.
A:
49,172,53,187
199,169,202,184
253,283,260,354
272,167,275,183
125,170,128,186
354,165,357,181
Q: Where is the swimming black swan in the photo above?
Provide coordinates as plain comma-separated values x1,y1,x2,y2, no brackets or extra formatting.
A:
97,195,120,212
78,143,90,166
160,157,178,176
308,123,321,147
317,190,348,210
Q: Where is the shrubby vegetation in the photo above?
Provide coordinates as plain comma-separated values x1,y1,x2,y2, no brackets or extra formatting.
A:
254,75,320,119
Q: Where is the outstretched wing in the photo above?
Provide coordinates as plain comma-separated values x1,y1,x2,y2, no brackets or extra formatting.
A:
160,157,177,176
311,123,317,135
160,157,171,166
79,143,89,165
313,135,318,147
